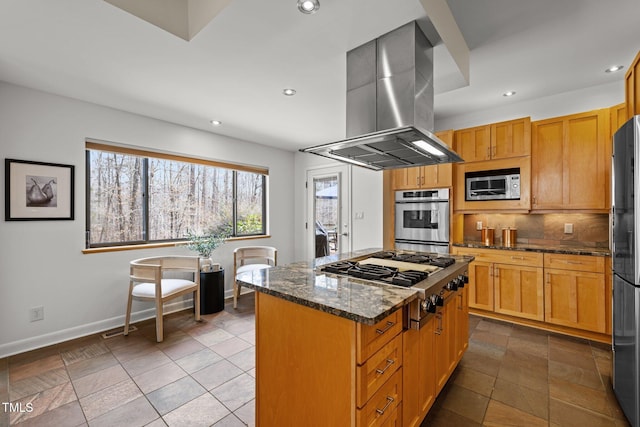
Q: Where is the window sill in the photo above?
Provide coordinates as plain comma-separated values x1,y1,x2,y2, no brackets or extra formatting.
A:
82,235,272,254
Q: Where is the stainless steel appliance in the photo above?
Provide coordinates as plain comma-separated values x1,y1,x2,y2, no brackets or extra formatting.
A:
300,21,463,171
465,168,520,201
395,188,449,254
612,115,640,427
319,250,471,330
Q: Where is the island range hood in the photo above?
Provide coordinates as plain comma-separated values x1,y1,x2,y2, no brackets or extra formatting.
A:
301,21,463,171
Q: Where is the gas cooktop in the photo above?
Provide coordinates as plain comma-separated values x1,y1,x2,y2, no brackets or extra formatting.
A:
320,250,457,288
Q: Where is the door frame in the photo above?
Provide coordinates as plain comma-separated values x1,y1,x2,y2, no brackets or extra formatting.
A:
306,165,351,260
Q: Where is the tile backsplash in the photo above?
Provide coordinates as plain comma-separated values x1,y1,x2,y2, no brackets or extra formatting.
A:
462,213,609,248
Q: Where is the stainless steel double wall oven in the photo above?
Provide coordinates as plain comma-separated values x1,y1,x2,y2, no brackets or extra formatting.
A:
394,188,450,254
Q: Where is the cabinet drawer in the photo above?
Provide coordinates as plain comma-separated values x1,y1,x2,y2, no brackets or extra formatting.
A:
543,253,605,273
356,368,402,427
454,247,543,267
357,310,403,364
357,334,403,408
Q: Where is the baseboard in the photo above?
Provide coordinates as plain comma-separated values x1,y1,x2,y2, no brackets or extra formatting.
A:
0,299,194,359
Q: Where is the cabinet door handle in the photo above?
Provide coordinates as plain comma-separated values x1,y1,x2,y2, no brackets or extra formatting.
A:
533,196,537,206
376,321,395,335
489,265,494,277
458,294,463,310
416,176,420,187
495,267,499,278
376,359,395,375
492,146,496,157
376,396,395,415
565,260,583,265
546,273,550,285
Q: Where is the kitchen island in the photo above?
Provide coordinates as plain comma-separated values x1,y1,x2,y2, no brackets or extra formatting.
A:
237,248,472,427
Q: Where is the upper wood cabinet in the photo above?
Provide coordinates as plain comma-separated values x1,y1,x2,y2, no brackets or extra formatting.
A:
454,117,531,162
392,130,453,190
625,50,640,120
531,108,610,211
610,103,627,140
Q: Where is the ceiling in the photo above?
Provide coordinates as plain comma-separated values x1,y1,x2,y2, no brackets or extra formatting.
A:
1,0,638,152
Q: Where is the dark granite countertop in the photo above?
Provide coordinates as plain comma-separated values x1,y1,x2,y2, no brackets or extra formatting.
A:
452,242,610,257
236,248,420,325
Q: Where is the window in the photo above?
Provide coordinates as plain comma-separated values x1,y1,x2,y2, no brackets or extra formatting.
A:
86,142,267,248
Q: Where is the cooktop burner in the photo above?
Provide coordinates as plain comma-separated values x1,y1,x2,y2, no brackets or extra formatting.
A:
320,259,430,287
369,251,456,268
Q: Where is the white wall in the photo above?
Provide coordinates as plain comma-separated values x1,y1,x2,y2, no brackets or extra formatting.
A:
293,152,383,259
0,82,295,357
435,81,625,131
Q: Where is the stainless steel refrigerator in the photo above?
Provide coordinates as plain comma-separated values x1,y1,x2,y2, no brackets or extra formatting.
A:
613,115,640,427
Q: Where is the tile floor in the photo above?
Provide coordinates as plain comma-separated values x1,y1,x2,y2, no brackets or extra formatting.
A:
0,294,631,427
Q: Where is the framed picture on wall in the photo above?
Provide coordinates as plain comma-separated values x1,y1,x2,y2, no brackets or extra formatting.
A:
5,158,75,221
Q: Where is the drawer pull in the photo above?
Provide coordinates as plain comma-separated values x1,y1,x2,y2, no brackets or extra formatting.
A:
376,321,395,335
565,260,583,265
376,396,394,415
375,359,395,375
511,256,525,260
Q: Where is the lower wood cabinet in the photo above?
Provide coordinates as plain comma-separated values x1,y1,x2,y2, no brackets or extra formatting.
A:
403,288,469,427
451,247,611,339
452,248,544,321
494,263,544,321
544,253,607,333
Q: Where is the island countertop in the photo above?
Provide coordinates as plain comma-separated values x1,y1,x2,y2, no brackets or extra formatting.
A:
235,248,420,325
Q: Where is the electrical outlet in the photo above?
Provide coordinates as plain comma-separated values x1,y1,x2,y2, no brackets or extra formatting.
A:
476,221,483,230
29,306,44,322
564,223,574,234
355,212,364,220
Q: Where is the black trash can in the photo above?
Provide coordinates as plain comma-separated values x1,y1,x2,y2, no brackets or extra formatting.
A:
199,268,225,314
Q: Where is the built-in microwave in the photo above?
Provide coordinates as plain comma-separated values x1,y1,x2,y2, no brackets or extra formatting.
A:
465,168,520,201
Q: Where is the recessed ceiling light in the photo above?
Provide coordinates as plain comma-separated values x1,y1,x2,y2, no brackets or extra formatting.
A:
605,65,624,73
297,0,320,14
283,88,297,96
210,120,222,126
503,91,516,97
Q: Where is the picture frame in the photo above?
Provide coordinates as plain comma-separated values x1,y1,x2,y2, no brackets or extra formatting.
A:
5,158,75,221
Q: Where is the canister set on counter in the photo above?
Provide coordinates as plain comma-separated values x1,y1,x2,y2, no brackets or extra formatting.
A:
481,227,517,247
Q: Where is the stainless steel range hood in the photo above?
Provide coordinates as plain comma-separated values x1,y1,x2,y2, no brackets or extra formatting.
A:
301,21,463,171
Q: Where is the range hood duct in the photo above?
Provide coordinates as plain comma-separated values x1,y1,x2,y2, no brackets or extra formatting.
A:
301,21,463,171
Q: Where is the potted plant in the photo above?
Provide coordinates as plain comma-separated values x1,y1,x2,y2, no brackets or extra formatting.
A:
185,227,230,272
185,226,231,314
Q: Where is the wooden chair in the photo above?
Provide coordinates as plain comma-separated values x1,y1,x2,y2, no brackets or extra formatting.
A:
233,246,277,308
125,256,201,342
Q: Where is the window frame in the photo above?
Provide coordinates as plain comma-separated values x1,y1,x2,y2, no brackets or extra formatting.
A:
85,141,268,249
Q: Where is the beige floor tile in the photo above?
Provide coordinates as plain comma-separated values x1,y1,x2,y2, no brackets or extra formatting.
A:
9,354,64,383
550,397,620,427
79,379,142,420
163,393,229,427
452,365,496,397
439,384,490,423
420,406,481,427
193,329,234,347
483,399,547,427
60,341,110,366
88,395,159,427
226,347,255,372
211,373,255,412
132,362,187,394
549,360,604,391
121,350,172,377
72,364,130,398
491,377,549,420
9,400,86,427
65,353,119,381
9,366,70,401
233,399,255,427
209,337,252,359
175,348,224,374
10,381,76,425
550,376,612,417
191,360,243,391
146,376,206,415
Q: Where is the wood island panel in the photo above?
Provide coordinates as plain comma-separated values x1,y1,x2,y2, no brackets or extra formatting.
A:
255,292,357,427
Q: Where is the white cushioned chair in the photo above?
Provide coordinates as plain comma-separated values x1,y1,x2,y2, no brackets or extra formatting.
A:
233,246,277,309
125,256,201,342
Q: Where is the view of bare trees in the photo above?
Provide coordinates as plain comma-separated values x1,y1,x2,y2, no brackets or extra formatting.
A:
87,149,265,247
